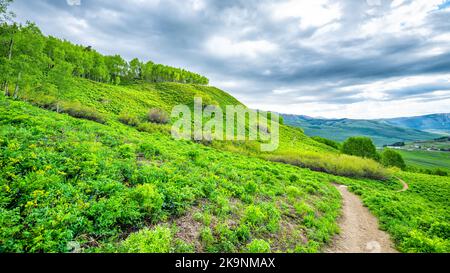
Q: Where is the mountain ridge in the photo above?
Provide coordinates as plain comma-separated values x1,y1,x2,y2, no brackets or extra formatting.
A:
281,113,448,146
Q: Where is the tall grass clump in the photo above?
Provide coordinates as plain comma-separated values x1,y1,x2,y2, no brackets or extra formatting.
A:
118,112,140,127
59,101,106,124
266,151,389,180
148,108,169,124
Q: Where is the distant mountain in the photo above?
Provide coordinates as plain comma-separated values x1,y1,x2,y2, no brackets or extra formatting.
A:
282,114,443,146
380,113,450,135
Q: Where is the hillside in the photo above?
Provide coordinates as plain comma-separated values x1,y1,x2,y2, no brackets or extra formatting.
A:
1,96,346,252
282,114,439,146
381,113,450,135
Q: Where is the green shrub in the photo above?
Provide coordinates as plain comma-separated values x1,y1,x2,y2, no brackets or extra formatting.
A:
312,136,340,150
341,136,379,160
148,108,169,124
138,143,161,158
121,226,172,253
243,205,266,226
129,184,164,220
200,227,215,247
245,239,271,253
235,224,251,242
381,149,406,170
242,204,280,232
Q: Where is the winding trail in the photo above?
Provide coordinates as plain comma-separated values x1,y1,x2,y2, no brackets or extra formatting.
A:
396,177,409,192
324,184,398,253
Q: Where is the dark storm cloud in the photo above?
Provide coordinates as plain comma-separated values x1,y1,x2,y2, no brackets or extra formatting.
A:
9,0,450,118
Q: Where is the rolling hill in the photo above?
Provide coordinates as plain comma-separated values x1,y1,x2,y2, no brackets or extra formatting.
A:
380,113,450,135
281,114,440,146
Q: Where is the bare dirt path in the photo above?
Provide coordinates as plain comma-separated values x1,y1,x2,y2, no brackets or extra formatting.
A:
324,184,398,253
396,177,409,192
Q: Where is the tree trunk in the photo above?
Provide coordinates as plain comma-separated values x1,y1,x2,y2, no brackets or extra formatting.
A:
4,82,9,97
8,37,13,60
13,72,21,99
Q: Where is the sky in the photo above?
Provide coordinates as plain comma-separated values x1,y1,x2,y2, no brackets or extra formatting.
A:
10,0,450,119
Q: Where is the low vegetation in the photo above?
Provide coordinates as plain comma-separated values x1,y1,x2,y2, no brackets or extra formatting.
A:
0,98,343,253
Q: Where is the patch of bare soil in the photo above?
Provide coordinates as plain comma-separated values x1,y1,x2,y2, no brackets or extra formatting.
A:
171,207,204,252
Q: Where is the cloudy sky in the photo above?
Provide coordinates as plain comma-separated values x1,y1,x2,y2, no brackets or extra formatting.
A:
10,0,450,118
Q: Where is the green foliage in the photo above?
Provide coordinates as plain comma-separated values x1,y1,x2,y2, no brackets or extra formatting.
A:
0,98,347,252
129,184,164,220
381,149,406,170
0,22,208,100
245,239,271,253
312,136,340,150
341,136,379,160
121,226,172,253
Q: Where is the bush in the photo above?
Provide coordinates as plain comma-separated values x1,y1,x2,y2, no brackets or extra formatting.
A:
121,226,172,253
243,205,266,226
381,149,406,170
148,108,169,124
312,136,340,150
245,239,271,253
129,184,164,220
341,136,379,160
118,112,140,127
60,101,106,124
431,169,448,177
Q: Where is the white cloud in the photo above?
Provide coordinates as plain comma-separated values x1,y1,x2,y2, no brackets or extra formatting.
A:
66,0,81,6
271,0,342,29
205,36,278,59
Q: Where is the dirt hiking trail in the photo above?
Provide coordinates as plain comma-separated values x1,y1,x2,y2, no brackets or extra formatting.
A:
324,184,398,253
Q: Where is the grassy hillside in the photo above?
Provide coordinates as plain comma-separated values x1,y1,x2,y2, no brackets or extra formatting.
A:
20,77,388,180
282,115,440,146
2,97,449,253
397,150,450,172
0,97,344,253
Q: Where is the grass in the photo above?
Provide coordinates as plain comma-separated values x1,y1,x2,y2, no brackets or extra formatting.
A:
0,97,343,253
397,150,450,172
